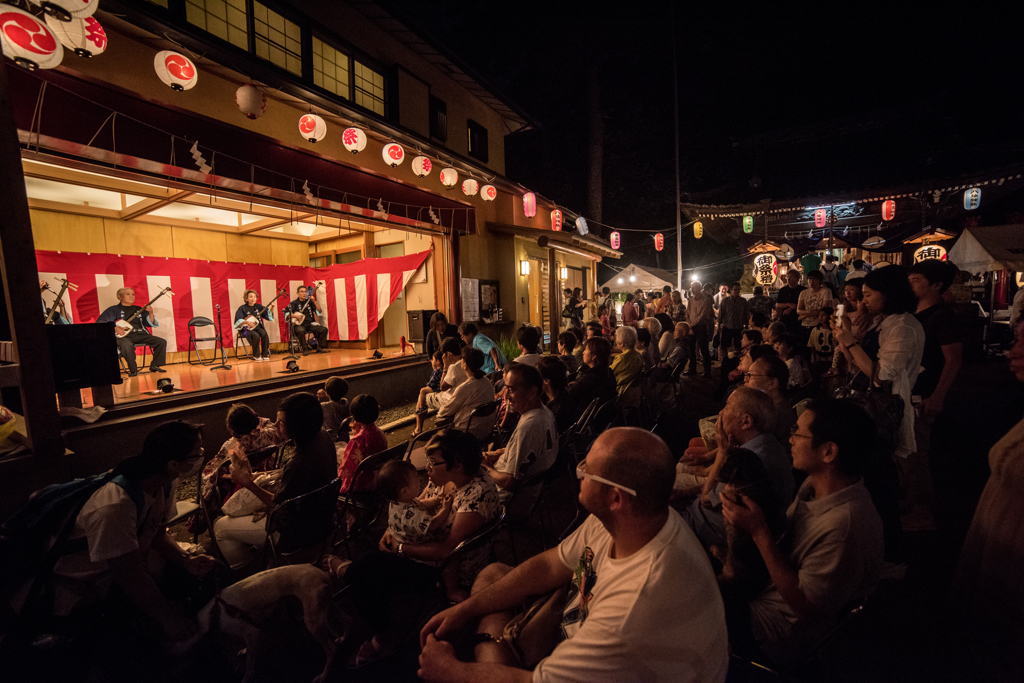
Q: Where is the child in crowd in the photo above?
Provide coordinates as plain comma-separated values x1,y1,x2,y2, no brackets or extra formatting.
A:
413,338,466,437
773,332,811,389
338,394,388,493
415,352,445,416
317,376,351,442
808,307,836,372
598,305,612,336
513,326,542,367
636,327,656,372
201,403,284,515
557,331,579,374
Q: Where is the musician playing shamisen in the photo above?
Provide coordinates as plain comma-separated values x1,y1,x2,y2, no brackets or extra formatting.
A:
234,289,275,362
285,284,328,354
97,287,167,377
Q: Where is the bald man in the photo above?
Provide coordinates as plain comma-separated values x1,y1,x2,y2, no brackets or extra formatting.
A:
418,428,729,683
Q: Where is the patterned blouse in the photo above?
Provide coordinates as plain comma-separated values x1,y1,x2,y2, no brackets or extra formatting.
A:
338,423,388,493
388,500,435,544
201,417,284,508
419,475,499,581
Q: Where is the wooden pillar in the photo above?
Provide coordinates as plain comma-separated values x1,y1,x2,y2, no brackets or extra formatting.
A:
450,230,462,324
363,230,377,350
547,248,557,353
0,61,63,457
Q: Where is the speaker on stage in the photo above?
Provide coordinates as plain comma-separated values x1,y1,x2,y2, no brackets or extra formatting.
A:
406,309,437,343
47,322,122,390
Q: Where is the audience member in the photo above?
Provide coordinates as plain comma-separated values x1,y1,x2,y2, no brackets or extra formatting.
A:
686,280,715,377
610,325,643,396
718,282,749,356
425,312,461,359
201,404,284,513
435,347,497,442
319,376,351,442
773,333,811,389
459,322,506,376
338,394,388,493
538,355,577,435
640,317,663,365
797,270,833,345
513,326,542,367
597,304,612,336
775,270,805,336
636,327,656,372
765,321,787,345
747,285,774,326
670,289,687,323
557,331,579,374
621,292,639,328
569,336,617,410
414,338,467,437
745,355,797,447
845,258,867,281
808,307,836,370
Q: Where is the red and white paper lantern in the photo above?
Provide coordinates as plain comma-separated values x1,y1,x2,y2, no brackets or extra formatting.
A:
814,209,827,228
523,192,537,218
234,84,267,119
45,14,105,58
551,209,563,232
439,168,458,188
654,233,664,251
382,143,405,167
41,0,99,22
462,179,479,196
342,127,367,153
881,200,896,221
481,184,497,202
610,231,620,249
411,155,432,178
1,7,64,70
154,50,198,91
298,113,326,143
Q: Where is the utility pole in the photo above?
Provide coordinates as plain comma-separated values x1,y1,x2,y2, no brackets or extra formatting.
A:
672,18,682,291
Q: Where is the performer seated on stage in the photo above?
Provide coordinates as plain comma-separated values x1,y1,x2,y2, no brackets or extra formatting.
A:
97,287,167,377
39,280,70,324
234,289,274,362
285,285,328,354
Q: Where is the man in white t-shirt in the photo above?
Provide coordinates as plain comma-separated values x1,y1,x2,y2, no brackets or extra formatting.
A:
415,338,468,436
483,363,558,520
419,427,728,683
436,347,496,441
796,270,833,344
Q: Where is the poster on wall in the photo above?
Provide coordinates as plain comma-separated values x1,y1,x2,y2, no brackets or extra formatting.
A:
461,277,480,322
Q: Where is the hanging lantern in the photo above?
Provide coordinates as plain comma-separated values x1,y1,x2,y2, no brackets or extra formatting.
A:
551,209,563,232
913,244,948,263
411,155,432,177
382,143,405,167
298,113,326,143
523,192,537,218
154,50,198,91
964,187,981,210
461,179,479,196
863,235,886,248
743,216,754,233
752,253,778,287
881,199,896,221
694,221,703,239
814,209,827,228
654,233,664,251
234,84,267,119
575,216,589,235
439,167,458,188
44,14,105,57
342,127,367,154
40,0,99,22
777,243,794,260
609,230,620,249
1,7,64,70
481,184,497,202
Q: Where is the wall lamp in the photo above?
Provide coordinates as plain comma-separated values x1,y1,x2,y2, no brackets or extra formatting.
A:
520,260,530,276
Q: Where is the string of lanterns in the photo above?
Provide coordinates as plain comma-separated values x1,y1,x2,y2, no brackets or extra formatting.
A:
1,1,106,70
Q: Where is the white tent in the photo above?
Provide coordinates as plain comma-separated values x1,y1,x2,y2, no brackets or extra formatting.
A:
948,225,1024,273
599,265,674,293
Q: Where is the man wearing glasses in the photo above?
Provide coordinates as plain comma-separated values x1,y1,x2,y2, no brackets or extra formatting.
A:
419,427,729,683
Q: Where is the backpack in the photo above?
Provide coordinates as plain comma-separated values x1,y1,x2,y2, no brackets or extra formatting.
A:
820,262,839,290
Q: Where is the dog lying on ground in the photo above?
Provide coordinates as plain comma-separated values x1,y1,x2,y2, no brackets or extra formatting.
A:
176,564,346,683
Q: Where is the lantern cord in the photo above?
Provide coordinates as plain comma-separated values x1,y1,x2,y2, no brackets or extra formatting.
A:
583,217,698,234
85,112,116,149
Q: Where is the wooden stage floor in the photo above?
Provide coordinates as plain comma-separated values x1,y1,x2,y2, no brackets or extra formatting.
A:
77,345,409,408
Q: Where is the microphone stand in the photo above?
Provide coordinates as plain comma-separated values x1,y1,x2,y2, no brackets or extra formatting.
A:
210,304,232,372
284,302,300,361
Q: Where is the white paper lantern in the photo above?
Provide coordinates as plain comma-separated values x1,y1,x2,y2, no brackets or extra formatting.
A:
0,7,64,70
298,113,326,143
481,184,497,202
575,216,589,235
462,179,479,196
40,0,99,22
411,155,432,178
752,253,778,287
342,127,367,154
382,143,405,167
233,84,267,119
154,50,198,91
45,14,105,57
439,167,458,188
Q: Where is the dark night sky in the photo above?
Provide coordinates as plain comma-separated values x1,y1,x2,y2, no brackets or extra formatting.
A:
387,1,1023,282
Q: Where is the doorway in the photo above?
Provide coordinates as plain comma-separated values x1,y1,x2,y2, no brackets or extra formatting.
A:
377,243,406,347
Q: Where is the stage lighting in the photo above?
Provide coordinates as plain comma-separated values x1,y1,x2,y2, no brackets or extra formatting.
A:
286,360,300,373
157,378,174,393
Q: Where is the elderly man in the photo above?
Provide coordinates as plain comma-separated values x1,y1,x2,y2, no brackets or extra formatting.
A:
722,399,883,664
679,387,794,551
419,427,729,683
97,287,167,376
610,325,643,396
686,281,715,377
744,355,797,448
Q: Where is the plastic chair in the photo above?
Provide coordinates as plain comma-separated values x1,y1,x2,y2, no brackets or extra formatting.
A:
187,316,220,366
333,442,408,556
265,477,342,567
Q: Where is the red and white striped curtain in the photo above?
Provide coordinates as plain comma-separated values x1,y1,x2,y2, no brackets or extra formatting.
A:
36,249,431,351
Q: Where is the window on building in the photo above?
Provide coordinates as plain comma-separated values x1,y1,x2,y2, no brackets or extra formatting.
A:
312,36,351,99
336,249,361,265
429,95,447,142
253,1,302,75
353,60,385,116
185,0,248,49
468,119,488,163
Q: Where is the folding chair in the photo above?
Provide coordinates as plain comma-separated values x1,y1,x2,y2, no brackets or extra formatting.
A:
439,506,506,600
234,329,254,360
117,342,149,374
405,427,444,470
187,316,220,366
503,466,555,564
466,400,500,445
333,442,408,556
265,477,342,567
166,468,203,543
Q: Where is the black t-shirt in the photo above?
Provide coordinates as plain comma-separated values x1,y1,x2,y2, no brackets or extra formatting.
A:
287,297,318,324
913,303,961,398
776,285,805,326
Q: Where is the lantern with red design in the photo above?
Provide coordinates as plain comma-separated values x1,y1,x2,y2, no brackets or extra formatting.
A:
814,209,827,228
654,233,664,251
1,7,64,70
523,192,537,218
481,184,496,202
154,50,198,91
298,113,326,143
382,143,405,167
462,179,479,196
551,210,563,232
411,156,431,177
45,14,105,58
881,200,896,221
234,84,267,119
440,168,458,188
40,0,99,22
610,231,620,249
342,127,367,154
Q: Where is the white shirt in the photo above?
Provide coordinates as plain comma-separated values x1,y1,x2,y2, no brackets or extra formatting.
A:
515,353,543,367
797,287,833,327
534,511,729,683
872,312,926,457
436,376,495,440
495,406,558,519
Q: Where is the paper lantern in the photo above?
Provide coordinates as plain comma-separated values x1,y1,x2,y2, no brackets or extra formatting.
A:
298,113,326,143
863,235,886,248
575,216,589,235
777,243,794,260
752,253,778,287
481,184,496,202
522,192,537,218
609,231,620,249
694,221,703,239
411,155,431,177
382,143,405,167
154,50,197,91
814,209,827,228
40,0,99,22
342,127,367,154
1,7,64,70
913,244,947,263
550,209,563,232
743,215,754,233
654,233,664,251
45,14,105,57
439,167,458,188
881,199,896,221
461,179,479,196
964,187,981,210
234,84,267,119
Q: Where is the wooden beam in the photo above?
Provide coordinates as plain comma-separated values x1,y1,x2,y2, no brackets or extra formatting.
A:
22,159,174,198
238,213,316,235
119,189,195,221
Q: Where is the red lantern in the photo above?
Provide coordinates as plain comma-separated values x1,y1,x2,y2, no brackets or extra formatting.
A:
654,233,664,251
523,192,536,218
814,209,827,228
551,210,562,232
610,231,620,249
881,200,896,221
